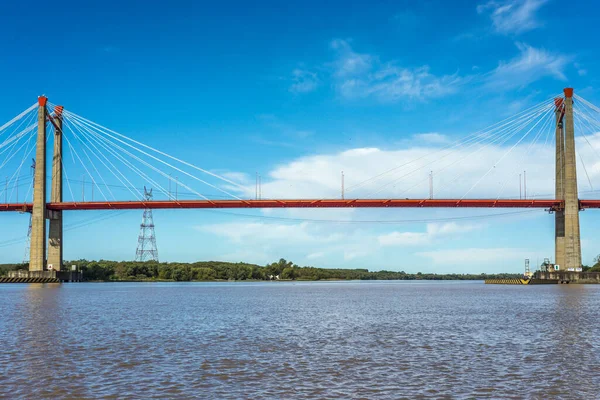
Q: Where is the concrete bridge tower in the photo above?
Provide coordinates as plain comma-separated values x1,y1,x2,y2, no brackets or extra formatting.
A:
47,106,64,270
557,88,582,269
29,97,47,271
29,97,65,272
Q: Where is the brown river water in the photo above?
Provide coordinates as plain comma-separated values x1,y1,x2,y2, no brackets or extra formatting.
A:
0,281,599,399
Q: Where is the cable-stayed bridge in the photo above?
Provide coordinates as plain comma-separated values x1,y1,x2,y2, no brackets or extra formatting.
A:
1,88,599,273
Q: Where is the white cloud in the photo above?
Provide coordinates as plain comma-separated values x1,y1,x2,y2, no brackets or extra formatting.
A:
198,221,342,244
232,140,559,200
378,222,482,247
575,63,587,77
226,127,600,205
486,43,570,90
427,222,480,236
289,68,319,94
378,231,430,246
329,39,461,102
411,132,450,145
416,247,529,265
477,0,549,35
291,36,567,101
196,219,380,265
344,250,368,261
307,251,326,259
330,39,374,77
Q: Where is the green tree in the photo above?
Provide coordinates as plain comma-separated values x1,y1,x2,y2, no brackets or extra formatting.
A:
281,267,298,280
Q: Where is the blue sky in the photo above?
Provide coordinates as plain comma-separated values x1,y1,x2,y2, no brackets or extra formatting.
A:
0,0,599,272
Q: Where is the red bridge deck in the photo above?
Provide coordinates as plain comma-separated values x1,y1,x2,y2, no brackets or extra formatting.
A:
1,198,594,212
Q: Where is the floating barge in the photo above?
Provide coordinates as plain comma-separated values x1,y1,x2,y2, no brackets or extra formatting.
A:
0,276,60,283
485,278,559,285
0,269,83,283
486,271,600,285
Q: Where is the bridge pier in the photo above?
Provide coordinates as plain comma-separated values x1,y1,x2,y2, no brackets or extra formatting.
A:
560,88,582,269
29,97,47,271
47,106,64,270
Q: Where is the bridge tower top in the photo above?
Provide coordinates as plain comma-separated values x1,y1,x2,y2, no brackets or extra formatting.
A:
564,87,574,98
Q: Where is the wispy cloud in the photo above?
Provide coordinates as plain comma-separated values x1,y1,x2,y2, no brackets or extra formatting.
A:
477,0,549,35
196,220,378,264
485,42,570,90
378,222,482,247
289,68,320,94
411,132,450,145
416,247,529,265
575,63,587,77
257,114,314,139
330,39,374,78
247,114,315,149
291,35,568,102
307,251,326,259
329,39,461,103
102,45,119,53
199,221,339,244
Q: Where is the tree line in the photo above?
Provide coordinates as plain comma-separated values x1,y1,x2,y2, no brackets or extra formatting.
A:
1,258,524,282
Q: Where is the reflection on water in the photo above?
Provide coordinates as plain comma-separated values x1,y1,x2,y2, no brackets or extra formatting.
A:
1,281,599,398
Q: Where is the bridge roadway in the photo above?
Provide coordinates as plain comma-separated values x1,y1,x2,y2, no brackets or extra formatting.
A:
1,198,600,211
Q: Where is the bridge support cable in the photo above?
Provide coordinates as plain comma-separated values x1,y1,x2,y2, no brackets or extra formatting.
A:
62,112,241,201
52,105,249,198
0,103,38,138
444,103,553,199
365,100,555,199
0,110,38,161
362,100,555,198
62,120,115,200
343,96,561,196
62,158,76,202
572,97,600,177
68,117,195,200
384,102,556,199
523,110,557,199
66,116,202,201
62,133,109,201
65,112,222,202
572,113,595,193
494,104,556,200
2,125,39,203
368,105,550,199
460,104,555,200
62,119,144,201
62,113,162,201
572,99,600,196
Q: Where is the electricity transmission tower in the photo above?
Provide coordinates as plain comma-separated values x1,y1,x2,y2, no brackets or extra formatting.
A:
135,187,159,262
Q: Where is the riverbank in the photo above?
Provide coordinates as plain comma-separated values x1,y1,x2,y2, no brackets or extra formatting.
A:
1,259,522,282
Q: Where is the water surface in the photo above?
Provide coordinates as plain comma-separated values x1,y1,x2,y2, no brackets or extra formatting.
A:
1,281,598,398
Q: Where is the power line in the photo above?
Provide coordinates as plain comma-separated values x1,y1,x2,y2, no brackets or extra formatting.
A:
199,208,543,225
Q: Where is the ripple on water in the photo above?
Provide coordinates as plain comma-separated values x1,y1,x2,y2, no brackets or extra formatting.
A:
1,281,600,398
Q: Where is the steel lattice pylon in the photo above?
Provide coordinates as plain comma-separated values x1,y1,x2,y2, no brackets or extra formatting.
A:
135,187,159,262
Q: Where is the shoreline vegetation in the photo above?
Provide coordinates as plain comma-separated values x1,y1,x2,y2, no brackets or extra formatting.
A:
1,259,523,282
